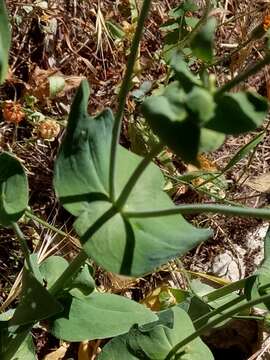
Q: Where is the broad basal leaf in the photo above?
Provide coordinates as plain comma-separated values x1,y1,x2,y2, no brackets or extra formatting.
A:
10,268,63,326
0,0,11,83
54,81,211,276
50,292,157,342
0,152,29,227
0,310,36,359
98,307,214,360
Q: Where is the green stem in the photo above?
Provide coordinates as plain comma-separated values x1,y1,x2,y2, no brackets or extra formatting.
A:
216,52,270,95
109,0,152,201
165,292,270,359
193,294,245,327
11,222,34,274
115,142,163,209
125,203,270,219
25,209,78,245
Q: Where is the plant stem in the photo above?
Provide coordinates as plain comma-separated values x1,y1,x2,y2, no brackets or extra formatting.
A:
109,0,152,201
216,51,270,95
11,222,34,274
193,294,245,327
25,209,79,245
115,142,163,209
165,292,270,359
125,203,270,219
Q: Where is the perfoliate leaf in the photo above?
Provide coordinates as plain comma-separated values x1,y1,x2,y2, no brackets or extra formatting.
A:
170,53,202,91
50,292,157,341
206,92,268,134
0,152,29,227
199,128,225,153
10,268,63,326
54,80,211,276
0,0,11,83
39,255,95,297
98,307,214,360
190,17,217,63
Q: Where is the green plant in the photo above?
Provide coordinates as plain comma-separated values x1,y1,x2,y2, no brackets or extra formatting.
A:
2,1,270,359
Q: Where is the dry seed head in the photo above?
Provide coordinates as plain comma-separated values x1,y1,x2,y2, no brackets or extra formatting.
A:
37,119,60,141
2,100,25,124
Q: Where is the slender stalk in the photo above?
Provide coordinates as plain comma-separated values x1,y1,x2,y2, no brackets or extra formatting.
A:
216,52,270,95
193,294,245,327
165,292,270,359
109,0,152,201
11,222,34,274
115,142,163,209
125,203,270,219
25,209,78,245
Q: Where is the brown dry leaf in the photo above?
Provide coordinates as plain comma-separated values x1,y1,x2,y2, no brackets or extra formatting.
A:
27,66,85,101
141,286,176,311
246,173,270,193
78,340,102,360
43,343,69,360
78,342,89,360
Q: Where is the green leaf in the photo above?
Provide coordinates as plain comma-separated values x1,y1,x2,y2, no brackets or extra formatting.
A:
142,88,201,164
0,327,36,360
0,152,29,227
54,81,211,276
199,128,225,153
206,92,268,135
39,256,69,289
170,53,202,91
246,229,270,310
68,263,95,298
50,292,157,341
186,86,216,124
10,268,63,326
54,81,112,217
0,0,11,83
39,255,95,297
98,307,214,360
190,17,216,63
